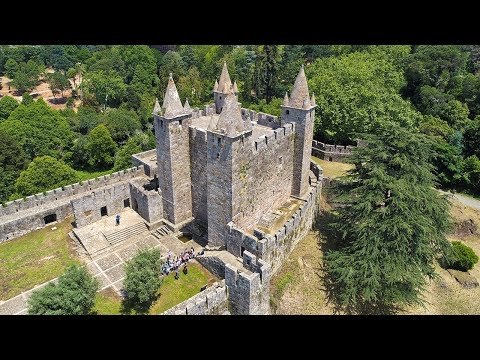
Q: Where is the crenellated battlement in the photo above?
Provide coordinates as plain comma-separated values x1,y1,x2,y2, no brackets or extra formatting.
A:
0,166,145,217
312,140,357,163
241,108,281,129
253,122,294,152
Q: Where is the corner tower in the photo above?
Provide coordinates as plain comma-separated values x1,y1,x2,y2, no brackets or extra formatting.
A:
281,65,316,198
206,90,252,247
153,74,193,225
213,62,238,114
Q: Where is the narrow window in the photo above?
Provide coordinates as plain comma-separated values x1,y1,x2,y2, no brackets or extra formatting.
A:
179,119,183,126
217,137,221,147
124,199,130,208
241,246,246,256
44,213,57,224
286,110,289,115
328,157,332,162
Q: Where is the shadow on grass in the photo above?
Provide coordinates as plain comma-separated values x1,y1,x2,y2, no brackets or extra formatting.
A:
313,208,403,315
120,295,157,315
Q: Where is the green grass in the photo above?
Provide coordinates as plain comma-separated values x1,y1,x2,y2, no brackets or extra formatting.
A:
311,156,354,179
75,168,115,182
0,217,80,300
149,262,216,314
93,288,122,315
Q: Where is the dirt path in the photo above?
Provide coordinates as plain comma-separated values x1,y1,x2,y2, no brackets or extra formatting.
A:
438,189,480,211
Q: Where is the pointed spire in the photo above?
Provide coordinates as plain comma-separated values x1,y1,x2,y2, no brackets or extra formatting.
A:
215,92,245,137
153,97,161,115
302,97,311,109
207,115,217,131
214,79,219,92
283,92,290,106
244,116,253,131
310,92,316,106
184,98,192,113
163,73,185,118
233,81,238,93
218,61,232,93
289,65,310,109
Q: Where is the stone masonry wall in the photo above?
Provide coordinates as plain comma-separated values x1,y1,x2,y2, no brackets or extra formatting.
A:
131,149,157,177
189,127,208,227
231,123,295,234
0,166,145,243
161,280,228,315
312,140,355,163
71,182,131,228
129,180,163,224
241,108,282,129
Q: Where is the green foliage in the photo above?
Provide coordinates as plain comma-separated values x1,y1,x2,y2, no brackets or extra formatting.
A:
324,121,452,313
85,125,117,169
0,98,75,160
27,265,99,315
0,95,19,120
122,248,163,314
246,97,282,117
113,138,142,171
83,70,126,108
463,119,480,158
463,155,480,194
14,155,80,197
66,97,74,108
10,60,42,93
46,71,70,98
0,130,28,203
308,51,421,144
75,106,101,135
21,92,33,106
447,242,479,271
102,107,141,144
4,58,18,79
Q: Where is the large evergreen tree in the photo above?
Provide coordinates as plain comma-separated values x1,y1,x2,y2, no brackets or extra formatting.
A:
324,121,452,313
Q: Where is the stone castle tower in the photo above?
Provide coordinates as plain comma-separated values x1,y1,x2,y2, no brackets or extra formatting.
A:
154,74,194,226
281,65,316,198
213,61,238,114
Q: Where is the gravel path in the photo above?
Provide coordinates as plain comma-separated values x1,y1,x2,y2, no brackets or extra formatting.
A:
438,190,480,211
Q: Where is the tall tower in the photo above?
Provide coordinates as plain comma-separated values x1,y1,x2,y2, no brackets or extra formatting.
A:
213,61,238,114
206,89,252,248
153,74,193,225
281,65,316,198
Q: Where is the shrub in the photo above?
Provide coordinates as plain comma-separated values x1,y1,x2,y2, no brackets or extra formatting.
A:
448,241,479,271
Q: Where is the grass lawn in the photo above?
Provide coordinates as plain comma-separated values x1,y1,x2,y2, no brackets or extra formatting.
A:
76,168,115,182
150,261,217,314
0,217,80,300
311,156,353,179
93,288,122,315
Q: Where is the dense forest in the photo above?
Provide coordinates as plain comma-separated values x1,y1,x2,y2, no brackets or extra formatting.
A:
0,45,479,204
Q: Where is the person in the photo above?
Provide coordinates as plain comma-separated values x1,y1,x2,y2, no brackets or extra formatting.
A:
190,247,195,258
115,214,120,226
183,263,188,275
174,270,179,280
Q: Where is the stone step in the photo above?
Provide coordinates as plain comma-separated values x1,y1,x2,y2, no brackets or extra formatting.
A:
103,222,148,245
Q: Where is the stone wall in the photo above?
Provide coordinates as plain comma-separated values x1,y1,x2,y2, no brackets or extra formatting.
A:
189,127,208,227
225,251,271,315
161,280,228,315
0,166,145,243
224,161,322,273
241,108,282,129
71,182,131,228
131,149,157,177
312,140,355,163
129,180,163,224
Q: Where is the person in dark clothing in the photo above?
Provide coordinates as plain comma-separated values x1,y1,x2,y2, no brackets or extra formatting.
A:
115,214,120,226
183,263,188,275
175,270,179,280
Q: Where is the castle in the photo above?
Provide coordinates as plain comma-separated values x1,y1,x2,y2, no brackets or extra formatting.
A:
0,63,323,315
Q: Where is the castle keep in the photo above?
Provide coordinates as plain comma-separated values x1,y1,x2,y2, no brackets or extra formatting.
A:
0,64,323,315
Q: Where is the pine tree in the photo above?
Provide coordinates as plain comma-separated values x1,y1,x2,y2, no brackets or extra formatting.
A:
324,121,452,313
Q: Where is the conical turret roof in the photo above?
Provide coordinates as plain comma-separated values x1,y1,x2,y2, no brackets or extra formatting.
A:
217,61,232,93
162,73,185,118
215,91,246,137
153,98,161,115
288,65,310,109
283,92,289,106
184,98,192,113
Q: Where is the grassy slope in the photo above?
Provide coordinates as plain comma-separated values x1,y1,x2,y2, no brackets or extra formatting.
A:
271,196,480,315
0,217,80,300
311,156,354,179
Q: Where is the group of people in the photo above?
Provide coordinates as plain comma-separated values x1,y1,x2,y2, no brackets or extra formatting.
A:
161,247,196,279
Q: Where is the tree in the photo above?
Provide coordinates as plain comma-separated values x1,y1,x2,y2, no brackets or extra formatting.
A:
4,58,18,79
21,92,33,106
75,106,101,135
324,121,452,313
28,265,99,315
463,155,480,194
463,119,480,158
14,155,80,197
113,138,142,171
102,107,141,144
0,95,19,121
0,130,28,203
0,98,75,160
83,70,126,109
308,51,422,144
177,66,203,107
46,72,70,99
122,248,163,314
10,60,42,93
85,124,117,169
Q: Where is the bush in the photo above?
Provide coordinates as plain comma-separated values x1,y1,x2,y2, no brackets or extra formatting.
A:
66,97,74,108
122,248,163,314
28,265,99,315
448,241,479,271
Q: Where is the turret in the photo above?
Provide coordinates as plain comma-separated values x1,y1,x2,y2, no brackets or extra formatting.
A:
213,61,236,114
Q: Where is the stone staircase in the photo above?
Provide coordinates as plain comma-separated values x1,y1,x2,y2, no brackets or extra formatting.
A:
153,225,173,238
103,222,148,245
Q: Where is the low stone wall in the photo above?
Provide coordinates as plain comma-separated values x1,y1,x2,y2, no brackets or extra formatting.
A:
241,108,281,129
0,166,145,243
132,149,157,177
160,279,228,315
312,140,355,163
